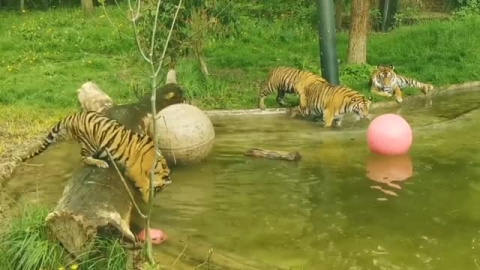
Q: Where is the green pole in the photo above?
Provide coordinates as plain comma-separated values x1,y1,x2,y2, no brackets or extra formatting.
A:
317,0,340,85
380,0,399,32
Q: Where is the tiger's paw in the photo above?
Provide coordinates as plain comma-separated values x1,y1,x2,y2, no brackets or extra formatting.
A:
94,160,109,169
422,84,434,94
141,189,150,203
395,97,403,103
289,108,298,118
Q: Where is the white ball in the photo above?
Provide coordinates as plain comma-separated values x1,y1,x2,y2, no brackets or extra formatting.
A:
148,104,215,165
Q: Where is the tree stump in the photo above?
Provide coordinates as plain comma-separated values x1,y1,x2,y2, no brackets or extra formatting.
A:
45,82,186,258
244,148,302,162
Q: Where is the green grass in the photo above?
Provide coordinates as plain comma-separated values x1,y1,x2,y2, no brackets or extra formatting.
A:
1,8,479,111
0,7,479,157
0,205,130,270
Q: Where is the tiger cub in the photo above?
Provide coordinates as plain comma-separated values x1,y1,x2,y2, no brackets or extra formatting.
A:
21,111,171,203
290,81,372,127
371,65,434,103
259,66,327,110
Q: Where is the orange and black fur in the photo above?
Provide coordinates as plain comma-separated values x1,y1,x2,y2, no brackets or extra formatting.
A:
259,66,327,110
290,81,372,127
371,65,434,103
21,111,171,203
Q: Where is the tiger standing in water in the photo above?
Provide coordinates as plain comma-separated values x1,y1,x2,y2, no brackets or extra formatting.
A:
290,81,372,128
371,65,434,103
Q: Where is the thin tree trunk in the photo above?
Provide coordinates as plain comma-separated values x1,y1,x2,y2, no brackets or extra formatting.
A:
335,0,344,31
81,0,94,15
347,0,371,64
20,0,24,12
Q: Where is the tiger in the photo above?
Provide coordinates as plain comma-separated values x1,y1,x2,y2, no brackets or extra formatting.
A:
290,81,372,127
258,66,327,110
371,65,434,103
21,111,171,203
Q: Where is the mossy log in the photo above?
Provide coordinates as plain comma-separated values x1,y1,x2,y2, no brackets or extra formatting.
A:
45,83,186,258
244,148,302,162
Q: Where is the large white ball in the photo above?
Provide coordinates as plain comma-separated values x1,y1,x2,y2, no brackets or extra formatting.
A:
148,104,215,165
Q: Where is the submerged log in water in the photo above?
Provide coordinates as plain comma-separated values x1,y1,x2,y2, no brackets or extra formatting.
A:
45,82,186,258
244,148,302,162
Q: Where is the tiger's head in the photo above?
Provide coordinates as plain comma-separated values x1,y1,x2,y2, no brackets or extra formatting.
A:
352,96,372,120
374,65,397,90
152,152,172,194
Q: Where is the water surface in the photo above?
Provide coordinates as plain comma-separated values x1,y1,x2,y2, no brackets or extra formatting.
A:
9,90,480,269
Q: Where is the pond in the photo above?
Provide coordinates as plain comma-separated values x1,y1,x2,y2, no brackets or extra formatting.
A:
8,89,480,269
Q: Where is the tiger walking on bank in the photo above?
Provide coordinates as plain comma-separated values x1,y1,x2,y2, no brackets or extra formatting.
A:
258,66,327,110
21,111,171,203
371,65,434,103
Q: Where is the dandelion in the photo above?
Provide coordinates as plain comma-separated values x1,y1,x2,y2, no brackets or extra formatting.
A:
70,264,79,270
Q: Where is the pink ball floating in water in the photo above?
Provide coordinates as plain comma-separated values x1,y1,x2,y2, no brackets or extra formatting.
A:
367,114,413,156
137,228,168,245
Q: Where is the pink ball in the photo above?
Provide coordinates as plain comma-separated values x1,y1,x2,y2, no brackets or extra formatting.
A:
367,114,412,156
137,228,168,245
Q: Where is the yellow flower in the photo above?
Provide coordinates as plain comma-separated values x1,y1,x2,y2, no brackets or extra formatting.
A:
70,264,79,270
22,9,26,13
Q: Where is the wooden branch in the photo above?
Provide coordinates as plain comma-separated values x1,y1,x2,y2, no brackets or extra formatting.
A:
45,82,186,258
244,148,302,162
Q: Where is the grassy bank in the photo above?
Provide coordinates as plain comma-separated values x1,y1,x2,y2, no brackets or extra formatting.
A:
0,206,130,270
0,7,480,156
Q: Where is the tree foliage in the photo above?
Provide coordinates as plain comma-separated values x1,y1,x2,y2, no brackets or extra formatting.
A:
135,0,238,70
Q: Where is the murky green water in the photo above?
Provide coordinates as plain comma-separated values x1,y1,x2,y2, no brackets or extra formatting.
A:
8,89,480,269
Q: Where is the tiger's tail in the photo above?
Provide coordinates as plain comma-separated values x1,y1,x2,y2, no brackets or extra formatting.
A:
21,119,68,162
396,76,433,93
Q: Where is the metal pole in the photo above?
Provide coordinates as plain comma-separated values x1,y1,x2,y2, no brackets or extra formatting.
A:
317,0,340,85
380,0,399,32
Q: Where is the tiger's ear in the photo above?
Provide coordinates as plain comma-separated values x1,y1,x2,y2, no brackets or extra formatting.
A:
368,96,373,101
376,65,381,69
164,92,176,100
389,65,395,70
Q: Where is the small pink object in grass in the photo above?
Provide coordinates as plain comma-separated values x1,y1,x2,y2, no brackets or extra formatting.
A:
137,228,168,245
367,114,412,156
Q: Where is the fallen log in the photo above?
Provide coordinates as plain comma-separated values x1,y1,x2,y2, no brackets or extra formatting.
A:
45,82,186,258
244,148,302,162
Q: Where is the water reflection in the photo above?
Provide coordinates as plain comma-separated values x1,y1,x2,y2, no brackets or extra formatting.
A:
366,154,413,199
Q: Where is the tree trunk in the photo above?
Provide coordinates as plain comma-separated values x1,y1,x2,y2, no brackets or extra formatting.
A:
20,0,24,12
46,83,186,258
347,0,371,64
335,0,344,31
81,0,94,15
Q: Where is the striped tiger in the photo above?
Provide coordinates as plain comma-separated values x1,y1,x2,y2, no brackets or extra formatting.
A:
290,81,372,127
371,65,434,103
21,111,171,203
258,66,327,110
